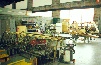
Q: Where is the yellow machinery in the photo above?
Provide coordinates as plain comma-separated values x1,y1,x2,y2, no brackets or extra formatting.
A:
62,19,70,33
0,50,9,62
8,59,32,65
16,26,27,37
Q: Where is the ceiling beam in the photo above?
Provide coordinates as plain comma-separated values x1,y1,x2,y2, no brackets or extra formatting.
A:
27,0,101,12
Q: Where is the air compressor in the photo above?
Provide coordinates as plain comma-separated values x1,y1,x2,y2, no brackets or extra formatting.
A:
59,38,76,63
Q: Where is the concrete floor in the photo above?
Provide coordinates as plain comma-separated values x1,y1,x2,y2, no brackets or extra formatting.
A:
1,38,101,65
52,38,101,65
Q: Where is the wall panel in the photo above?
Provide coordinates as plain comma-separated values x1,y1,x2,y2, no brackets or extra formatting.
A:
5,0,27,9
60,0,81,3
33,0,52,7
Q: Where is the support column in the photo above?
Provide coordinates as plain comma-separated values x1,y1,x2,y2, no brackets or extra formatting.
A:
0,20,1,39
94,8,101,33
94,8,101,23
12,2,16,9
52,10,60,18
52,0,60,18
52,0,60,24
27,0,33,10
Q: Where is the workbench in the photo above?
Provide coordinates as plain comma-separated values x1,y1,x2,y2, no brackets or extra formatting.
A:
73,34,99,43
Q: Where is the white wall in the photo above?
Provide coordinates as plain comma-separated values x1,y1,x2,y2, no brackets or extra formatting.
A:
33,0,52,7
5,0,82,9
60,10,70,19
16,0,27,9
28,11,52,17
5,4,12,9
60,8,94,24
5,0,27,9
60,0,81,3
